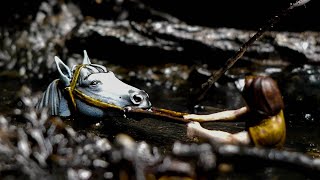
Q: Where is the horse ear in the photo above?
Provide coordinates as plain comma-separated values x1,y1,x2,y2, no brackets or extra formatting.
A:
83,50,91,64
54,56,72,86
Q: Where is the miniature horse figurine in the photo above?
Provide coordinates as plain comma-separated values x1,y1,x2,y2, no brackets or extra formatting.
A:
36,50,152,118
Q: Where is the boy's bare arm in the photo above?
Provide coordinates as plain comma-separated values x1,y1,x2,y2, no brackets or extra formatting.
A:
183,106,248,122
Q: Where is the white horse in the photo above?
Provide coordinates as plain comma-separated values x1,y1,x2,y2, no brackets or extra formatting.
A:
36,50,152,118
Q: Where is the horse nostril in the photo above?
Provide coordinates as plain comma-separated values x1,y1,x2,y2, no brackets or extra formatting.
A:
130,91,144,105
129,90,152,108
132,94,143,104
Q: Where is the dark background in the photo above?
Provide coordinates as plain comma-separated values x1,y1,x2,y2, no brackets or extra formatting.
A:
140,0,318,31
0,0,318,31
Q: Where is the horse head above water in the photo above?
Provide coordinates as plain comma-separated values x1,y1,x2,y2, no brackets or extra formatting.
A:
36,50,152,118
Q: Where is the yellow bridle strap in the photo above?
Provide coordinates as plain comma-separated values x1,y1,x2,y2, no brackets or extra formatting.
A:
73,89,123,110
65,64,84,111
64,64,123,112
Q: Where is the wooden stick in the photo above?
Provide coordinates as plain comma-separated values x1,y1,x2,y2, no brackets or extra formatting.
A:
124,107,191,123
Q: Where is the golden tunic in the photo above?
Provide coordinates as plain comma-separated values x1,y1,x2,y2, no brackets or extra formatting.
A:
248,110,286,148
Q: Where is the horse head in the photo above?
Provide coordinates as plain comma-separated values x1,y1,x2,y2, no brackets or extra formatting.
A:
36,50,152,118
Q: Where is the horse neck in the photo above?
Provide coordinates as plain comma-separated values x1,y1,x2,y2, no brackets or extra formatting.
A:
36,79,71,116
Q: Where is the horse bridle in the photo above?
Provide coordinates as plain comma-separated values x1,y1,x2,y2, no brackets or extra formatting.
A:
64,64,123,113
63,64,188,121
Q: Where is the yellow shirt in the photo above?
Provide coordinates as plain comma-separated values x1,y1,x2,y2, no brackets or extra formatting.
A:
248,110,286,149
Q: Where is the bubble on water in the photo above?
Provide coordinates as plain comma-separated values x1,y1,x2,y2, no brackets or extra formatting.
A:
304,113,314,121
78,169,92,180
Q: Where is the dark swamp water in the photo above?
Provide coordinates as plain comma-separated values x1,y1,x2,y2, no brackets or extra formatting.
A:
0,0,320,179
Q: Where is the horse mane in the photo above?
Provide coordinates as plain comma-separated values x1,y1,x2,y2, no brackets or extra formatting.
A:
36,63,108,117
36,79,71,116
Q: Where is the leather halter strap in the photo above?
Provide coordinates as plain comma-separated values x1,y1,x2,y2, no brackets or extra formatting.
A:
64,64,123,113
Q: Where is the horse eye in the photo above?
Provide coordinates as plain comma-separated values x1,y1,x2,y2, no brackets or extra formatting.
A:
90,80,101,86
